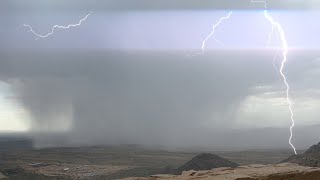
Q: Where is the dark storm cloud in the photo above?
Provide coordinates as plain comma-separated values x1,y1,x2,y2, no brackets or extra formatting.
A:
2,49,320,149
0,0,316,12
0,50,278,145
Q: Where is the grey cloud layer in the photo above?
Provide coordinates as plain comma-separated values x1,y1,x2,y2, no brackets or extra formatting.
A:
1,50,320,149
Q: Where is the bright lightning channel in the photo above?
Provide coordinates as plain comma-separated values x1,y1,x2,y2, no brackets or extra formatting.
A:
194,11,232,56
22,11,92,40
198,1,297,154
264,11,297,155
250,0,297,155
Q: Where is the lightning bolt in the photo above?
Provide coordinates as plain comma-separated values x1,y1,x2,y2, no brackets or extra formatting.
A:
197,0,297,154
193,11,232,56
263,12,297,155
22,11,92,40
250,0,297,155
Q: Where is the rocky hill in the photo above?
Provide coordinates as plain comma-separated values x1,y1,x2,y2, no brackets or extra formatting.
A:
174,153,238,175
121,163,320,180
283,142,320,167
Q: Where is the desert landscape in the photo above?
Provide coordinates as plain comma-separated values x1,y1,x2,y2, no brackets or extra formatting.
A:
0,136,316,179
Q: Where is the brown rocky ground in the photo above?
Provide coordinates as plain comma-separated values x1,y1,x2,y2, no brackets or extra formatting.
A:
0,172,6,179
121,163,320,180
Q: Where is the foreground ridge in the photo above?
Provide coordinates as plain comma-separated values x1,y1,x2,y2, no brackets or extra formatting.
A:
121,163,320,180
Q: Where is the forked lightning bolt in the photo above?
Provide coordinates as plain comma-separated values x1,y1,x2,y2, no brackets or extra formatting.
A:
198,0,297,154
22,11,92,40
251,0,297,155
200,11,232,54
263,11,297,155
193,11,232,56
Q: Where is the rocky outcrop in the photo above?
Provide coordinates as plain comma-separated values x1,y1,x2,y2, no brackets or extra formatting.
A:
283,142,320,167
0,172,6,179
174,153,238,174
121,163,320,180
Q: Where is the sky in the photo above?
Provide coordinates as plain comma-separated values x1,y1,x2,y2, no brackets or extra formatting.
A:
1,0,320,150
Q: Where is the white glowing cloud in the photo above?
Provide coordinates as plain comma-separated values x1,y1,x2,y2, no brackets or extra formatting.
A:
0,82,30,131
